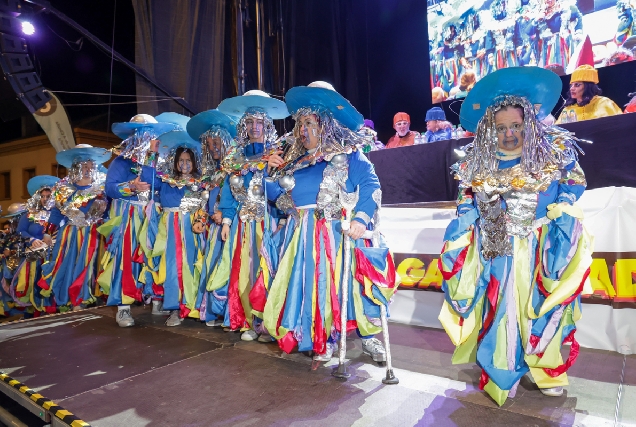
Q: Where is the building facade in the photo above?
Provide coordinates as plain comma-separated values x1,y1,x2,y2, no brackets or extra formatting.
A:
0,128,118,213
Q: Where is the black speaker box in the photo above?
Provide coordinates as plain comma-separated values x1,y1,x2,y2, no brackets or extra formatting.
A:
5,70,40,92
0,51,32,73
0,32,26,53
0,0,21,17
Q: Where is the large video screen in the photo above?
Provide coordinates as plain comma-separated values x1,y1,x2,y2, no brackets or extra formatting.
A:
428,0,635,97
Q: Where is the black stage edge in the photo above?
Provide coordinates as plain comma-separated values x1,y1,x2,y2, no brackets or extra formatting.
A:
369,113,636,204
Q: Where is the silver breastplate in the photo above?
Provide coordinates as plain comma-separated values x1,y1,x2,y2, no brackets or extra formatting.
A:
230,170,266,222
475,189,539,259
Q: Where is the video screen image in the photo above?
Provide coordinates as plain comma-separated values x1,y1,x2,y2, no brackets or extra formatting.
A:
428,0,636,99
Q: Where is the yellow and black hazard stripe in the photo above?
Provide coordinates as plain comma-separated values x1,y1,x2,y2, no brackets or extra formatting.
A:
0,372,90,427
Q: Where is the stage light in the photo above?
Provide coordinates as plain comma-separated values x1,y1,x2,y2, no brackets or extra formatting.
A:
21,21,35,36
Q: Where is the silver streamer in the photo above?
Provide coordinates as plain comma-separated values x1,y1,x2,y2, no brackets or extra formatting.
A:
454,95,584,184
199,126,234,176
67,161,106,186
279,107,372,169
235,108,278,149
114,129,166,161
25,187,55,212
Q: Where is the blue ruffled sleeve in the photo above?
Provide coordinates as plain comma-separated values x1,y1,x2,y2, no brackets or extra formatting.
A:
218,176,238,221
348,150,381,226
106,156,137,200
16,213,32,239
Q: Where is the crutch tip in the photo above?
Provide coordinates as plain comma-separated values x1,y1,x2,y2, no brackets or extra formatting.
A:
332,364,351,380
382,371,399,385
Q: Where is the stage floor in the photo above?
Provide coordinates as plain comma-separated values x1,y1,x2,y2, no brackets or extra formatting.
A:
0,306,634,427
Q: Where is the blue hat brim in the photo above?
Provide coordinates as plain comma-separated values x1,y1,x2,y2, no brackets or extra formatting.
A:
27,175,60,196
157,131,201,156
218,95,290,120
2,211,26,218
186,109,238,140
56,147,112,168
459,67,562,132
285,87,364,131
111,122,177,140
155,112,191,132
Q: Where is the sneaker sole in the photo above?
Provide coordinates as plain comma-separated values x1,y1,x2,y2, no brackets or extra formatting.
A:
166,322,183,327
362,349,387,363
540,390,564,397
117,321,135,328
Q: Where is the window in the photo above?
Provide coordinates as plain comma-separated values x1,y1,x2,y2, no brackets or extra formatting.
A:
51,164,67,179
0,171,10,200
22,168,36,198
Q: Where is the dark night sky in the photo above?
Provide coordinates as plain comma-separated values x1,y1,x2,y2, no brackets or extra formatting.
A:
0,0,137,142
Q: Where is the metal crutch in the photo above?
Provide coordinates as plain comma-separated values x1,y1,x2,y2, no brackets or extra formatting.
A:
332,188,359,379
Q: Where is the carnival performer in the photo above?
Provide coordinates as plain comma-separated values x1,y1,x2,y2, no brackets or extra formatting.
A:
439,67,593,405
0,204,26,316
262,81,396,362
98,114,175,327
556,65,623,124
207,90,289,340
185,109,237,326
11,176,61,314
39,145,110,310
141,129,208,327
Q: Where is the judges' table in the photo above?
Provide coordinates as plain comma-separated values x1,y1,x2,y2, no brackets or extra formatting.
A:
368,114,636,204
381,186,636,355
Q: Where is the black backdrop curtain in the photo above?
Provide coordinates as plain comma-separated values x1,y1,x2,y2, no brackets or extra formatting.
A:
130,0,431,140
131,0,232,116
275,0,431,141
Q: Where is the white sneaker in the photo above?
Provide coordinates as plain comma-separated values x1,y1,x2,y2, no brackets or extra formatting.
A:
361,337,387,362
151,300,170,315
313,342,337,362
165,310,183,327
241,330,259,341
257,333,274,343
540,386,564,397
205,318,224,327
116,308,135,327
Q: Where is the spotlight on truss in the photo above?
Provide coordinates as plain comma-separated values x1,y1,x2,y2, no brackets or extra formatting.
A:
21,21,35,36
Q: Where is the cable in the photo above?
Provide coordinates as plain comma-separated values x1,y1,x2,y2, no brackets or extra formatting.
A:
107,0,117,133
63,99,177,107
46,24,83,51
51,90,184,99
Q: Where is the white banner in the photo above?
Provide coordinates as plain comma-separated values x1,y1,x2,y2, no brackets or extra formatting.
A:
381,186,636,353
32,91,75,152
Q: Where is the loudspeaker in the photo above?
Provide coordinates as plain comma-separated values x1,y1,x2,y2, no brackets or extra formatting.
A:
0,2,53,122
0,73,28,120
23,86,51,110
0,0,21,16
0,13,21,34
0,51,32,72
5,70,41,92
0,33,26,53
